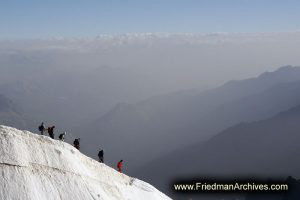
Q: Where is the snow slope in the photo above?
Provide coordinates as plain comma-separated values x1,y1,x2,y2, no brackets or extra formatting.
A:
0,125,171,200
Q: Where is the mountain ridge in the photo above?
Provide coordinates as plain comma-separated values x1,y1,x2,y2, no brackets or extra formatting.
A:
78,66,300,171
0,125,171,200
137,103,300,197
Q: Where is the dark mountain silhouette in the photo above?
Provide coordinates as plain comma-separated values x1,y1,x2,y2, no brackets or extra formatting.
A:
137,103,300,198
78,66,300,172
281,176,300,200
245,176,300,200
0,94,35,131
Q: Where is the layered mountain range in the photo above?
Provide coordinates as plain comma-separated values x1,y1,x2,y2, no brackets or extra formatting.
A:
78,66,300,171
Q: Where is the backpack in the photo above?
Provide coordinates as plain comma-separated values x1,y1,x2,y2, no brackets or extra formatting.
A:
74,139,79,145
38,125,43,131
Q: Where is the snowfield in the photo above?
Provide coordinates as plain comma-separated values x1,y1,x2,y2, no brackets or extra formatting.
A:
0,125,171,200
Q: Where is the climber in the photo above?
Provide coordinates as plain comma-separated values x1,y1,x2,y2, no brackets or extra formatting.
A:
73,138,80,150
47,126,55,139
117,160,123,173
38,122,45,135
98,149,104,163
58,132,66,141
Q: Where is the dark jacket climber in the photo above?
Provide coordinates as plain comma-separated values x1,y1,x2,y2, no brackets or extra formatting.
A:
98,150,104,163
59,132,66,141
38,122,45,135
47,126,55,139
117,160,123,173
73,138,80,150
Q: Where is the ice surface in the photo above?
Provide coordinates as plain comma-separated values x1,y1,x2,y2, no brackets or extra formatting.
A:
0,125,171,200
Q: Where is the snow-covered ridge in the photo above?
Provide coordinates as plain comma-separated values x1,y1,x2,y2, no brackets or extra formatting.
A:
0,125,171,200
2,31,300,53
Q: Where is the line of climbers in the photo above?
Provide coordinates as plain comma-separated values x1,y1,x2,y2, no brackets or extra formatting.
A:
38,122,123,173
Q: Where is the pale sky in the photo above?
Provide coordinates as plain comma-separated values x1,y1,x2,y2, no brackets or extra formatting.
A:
1,0,300,39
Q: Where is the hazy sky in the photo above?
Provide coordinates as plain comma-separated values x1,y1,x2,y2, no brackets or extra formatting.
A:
1,0,300,39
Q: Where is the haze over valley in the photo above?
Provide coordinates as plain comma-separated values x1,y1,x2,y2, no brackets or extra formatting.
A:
2,34,300,186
